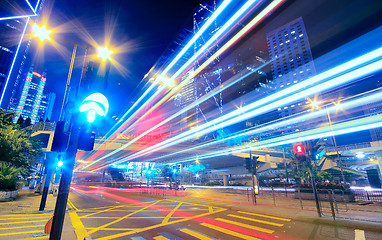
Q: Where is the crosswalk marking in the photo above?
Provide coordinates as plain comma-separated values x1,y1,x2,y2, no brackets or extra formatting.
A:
0,229,43,237
228,214,284,227
216,218,274,234
237,211,291,222
0,224,44,230
180,228,215,240
200,223,261,240
153,236,170,240
0,216,50,220
0,219,47,225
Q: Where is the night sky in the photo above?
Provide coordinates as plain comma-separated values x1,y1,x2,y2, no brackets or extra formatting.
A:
30,0,201,121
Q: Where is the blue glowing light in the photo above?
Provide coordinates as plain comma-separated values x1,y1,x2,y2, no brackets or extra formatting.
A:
57,160,63,167
79,93,109,123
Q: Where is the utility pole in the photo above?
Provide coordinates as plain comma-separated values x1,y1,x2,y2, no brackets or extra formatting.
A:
306,141,321,217
39,153,55,211
49,115,80,240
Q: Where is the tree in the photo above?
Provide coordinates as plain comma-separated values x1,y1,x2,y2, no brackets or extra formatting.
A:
16,116,24,126
0,109,42,174
24,117,32,127
0,162,22,191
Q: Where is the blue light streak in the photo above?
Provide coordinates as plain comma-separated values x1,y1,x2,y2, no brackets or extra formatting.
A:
84,46,382,171
102,0,234,140
0,14,36,21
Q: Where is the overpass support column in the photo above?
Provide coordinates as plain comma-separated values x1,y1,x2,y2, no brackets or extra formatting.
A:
223,175,228,186
370,141,382,177
375,151,382,177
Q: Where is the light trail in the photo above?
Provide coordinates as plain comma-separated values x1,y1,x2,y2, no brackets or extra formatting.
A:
82,1,286,171
147,88,382,162
173,114,382,164
96,0,234,140
87,47,382,171
168,0,263,82
82,0,248,165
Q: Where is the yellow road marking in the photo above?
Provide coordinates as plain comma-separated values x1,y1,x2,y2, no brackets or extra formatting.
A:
93,208,227,240
84,216,184,219
237,211,291,222
88,199,163,235
0,225,44,230
153,236,170,240
15,236,49,240
82,205,126,218
162,202,182,224
85,227,140,231
216,218,274,234
0,220,47,225
180,228,214,240
69,210,89,240
0,213,52,217
200,223,260,240
0,216,50,220
68,199,79,211
228,214,283,227
0,229,43,237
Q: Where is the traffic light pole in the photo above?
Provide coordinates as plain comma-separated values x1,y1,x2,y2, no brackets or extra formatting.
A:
49,115,80,240
305,141,322,217
39,153,54,211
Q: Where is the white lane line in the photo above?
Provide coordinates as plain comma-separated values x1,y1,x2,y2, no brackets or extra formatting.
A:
355,229,365,240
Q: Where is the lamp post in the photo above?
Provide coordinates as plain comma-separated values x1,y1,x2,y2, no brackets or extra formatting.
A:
33,24,86,212
308,98,346,183
32,24,86,121
49,47,112,239
33,23,113,239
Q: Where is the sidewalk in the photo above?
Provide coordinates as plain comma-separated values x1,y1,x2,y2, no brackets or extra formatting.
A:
0,189,77,240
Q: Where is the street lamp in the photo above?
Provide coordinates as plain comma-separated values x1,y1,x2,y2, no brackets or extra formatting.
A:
32,23,87,121
308,97,346,183
32,24,51,42
32,23,112,240
97,46,113,61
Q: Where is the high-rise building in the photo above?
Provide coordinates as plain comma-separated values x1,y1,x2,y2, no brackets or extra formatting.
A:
0,0,45,109
0,19,26,93
38,92,56,121
266,17,316,118
14,66,47,124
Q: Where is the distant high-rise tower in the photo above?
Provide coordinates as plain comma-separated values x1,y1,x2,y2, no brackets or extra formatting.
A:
0,19,25,93
0,0,45,109
38,92,56,121
266,17,316,118
14,67,47,124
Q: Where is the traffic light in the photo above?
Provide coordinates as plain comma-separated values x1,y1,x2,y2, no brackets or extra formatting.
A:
293,143,305,155
51,121,69,152
245,158,251,172
252,156,259,175
57,160,63,167
77,129,96,151
79,93,109,124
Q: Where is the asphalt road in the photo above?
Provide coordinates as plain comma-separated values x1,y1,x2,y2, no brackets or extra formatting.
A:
68,185,382,240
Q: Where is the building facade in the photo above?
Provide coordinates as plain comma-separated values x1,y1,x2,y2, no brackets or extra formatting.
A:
266,17,316,118
14,67,47,124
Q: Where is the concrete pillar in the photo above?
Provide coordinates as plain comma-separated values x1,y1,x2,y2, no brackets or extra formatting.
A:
223,175,228,186
370,141,382,177
375,151,382,177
